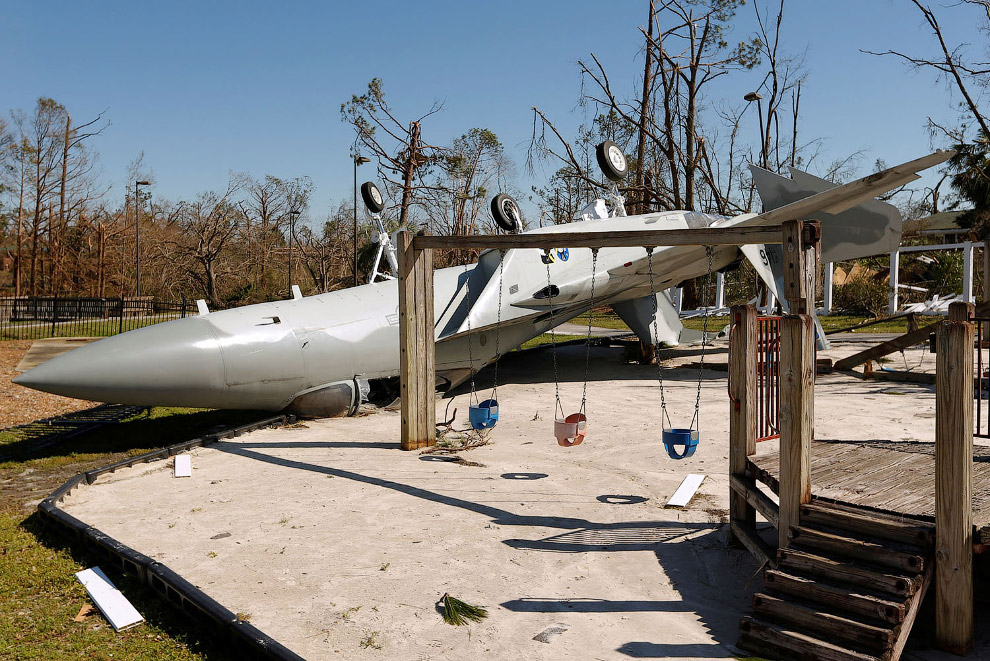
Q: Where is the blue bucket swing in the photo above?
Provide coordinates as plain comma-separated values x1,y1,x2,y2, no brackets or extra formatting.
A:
662,426,700,459
646,246,714,461
469,399,498,429
465,251,506,431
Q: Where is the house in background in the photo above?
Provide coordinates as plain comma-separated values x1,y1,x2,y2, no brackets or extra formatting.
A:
902,210,972,244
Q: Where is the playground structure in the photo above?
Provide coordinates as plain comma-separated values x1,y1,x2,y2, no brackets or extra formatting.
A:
399,217,981,660
727,231,980,658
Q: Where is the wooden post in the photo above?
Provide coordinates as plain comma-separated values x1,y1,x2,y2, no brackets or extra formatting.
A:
949,300,974,322
935,316,974,655
729,304,758,545
782,220,807,314
397,230,436,450
778,313,814,550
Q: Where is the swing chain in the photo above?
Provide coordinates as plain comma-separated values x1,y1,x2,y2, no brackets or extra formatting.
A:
545,250,564,420
491,251,504,400
463,260,478,406
691,245,715,430
580,248,599,416
646,247,673,431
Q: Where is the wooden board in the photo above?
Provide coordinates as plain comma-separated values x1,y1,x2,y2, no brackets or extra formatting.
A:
173,455,191,478
76,567,144,632
748,439,990,549
666,474,705,508
833,322,939,371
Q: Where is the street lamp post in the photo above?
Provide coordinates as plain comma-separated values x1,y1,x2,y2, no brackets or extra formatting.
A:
134,180,150,297
287,209,301,296
353,154,371,287
744,91,766,169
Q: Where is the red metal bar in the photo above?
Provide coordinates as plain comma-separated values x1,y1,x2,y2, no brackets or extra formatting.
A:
756,316,781,442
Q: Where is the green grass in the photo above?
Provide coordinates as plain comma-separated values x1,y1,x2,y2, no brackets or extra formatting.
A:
814,314,911,334
516,333,587,351
571,309,913,335
570,309,630,330
0,510,228,660
0,406,268,660
0,316,185,341
0,407,264,473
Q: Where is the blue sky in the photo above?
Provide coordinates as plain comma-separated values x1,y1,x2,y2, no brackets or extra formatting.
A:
3,1,985,221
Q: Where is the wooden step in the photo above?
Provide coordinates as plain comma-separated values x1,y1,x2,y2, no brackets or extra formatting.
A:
739,616,880,661
801,503,934,548
764,570,905,625
777,548,920,598
752,593,894,654
788,526,925,573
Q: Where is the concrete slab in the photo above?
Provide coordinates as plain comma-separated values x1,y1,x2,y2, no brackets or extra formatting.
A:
15,337,100,372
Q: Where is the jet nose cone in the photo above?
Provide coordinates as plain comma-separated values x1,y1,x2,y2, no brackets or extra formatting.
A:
13,317,226,407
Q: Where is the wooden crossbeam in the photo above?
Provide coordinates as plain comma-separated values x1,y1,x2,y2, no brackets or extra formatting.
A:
832,322,939,371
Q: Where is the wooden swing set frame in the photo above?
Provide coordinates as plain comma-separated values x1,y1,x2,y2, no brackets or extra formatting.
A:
398,217,976,652
396,223,790,451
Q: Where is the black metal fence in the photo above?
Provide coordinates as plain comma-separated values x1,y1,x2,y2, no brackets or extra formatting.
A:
0,297,198,340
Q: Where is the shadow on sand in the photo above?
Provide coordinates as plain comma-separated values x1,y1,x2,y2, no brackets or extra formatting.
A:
212,440,759,657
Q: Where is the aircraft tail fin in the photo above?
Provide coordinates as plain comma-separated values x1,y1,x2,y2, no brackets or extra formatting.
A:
611,291,682,347
749,165,904,263
739,237,832,349
745,150,953,263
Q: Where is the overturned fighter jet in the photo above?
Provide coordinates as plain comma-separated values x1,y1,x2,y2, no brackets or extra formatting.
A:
13,145,952,417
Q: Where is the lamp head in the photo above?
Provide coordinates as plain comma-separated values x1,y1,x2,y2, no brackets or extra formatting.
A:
744,92,762,102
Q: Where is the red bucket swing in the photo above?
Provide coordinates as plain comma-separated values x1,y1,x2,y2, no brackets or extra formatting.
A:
545,247,600,447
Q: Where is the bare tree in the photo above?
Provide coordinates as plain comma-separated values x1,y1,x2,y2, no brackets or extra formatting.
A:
419,128,511,237
242,175,288,290
341,78,445,228
169,176,247,304
296,201,353,293
0,120,28,295
863,0,990,141
531,0,761,217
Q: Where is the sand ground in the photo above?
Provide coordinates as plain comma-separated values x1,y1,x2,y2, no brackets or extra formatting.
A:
59,340,963,660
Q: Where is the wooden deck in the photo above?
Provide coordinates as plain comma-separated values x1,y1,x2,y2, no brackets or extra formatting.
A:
748,439,990,543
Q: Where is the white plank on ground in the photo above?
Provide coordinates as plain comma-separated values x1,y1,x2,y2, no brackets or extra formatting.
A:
174,455,192,478
666,474,706,508
75,567,144,631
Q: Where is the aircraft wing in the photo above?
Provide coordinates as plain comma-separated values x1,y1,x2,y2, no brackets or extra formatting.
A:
743,150,954,227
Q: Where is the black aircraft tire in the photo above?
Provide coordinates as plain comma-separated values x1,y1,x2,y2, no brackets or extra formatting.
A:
361,181,385,214
491,193,521,233
596,140,628,181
